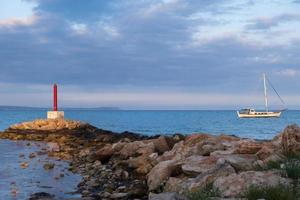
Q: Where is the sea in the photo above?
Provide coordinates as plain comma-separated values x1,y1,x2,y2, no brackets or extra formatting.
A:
1,109,300,140
0,109,299,199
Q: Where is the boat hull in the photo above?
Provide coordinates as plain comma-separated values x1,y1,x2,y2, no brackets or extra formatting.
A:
237,111,281,118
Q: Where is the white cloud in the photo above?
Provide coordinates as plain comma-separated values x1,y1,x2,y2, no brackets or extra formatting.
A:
276,69,299,77
70,23,88,35
0,15,37,27
102,24,120,38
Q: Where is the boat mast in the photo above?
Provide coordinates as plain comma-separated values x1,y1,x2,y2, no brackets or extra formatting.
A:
263,73,268,112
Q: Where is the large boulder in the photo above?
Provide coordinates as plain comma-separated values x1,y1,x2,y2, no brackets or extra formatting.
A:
281,124,300,155
165,163,235,194
181,155,219,176
95,144,114,162
147,160,182,191
151,136,173,154
119,141,155,159
125,154,157,175
213,171,291,198
158,134,239,162
219,154,257,172
234,140,262,154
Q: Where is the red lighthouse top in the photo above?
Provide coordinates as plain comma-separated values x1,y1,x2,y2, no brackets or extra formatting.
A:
53,84,58,111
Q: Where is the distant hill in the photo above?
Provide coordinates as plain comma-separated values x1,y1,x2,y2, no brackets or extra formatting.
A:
0,106,121,111
63,107,121,111
0,106,46,111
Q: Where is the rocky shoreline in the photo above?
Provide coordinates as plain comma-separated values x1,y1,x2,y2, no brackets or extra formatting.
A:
0,119,300,200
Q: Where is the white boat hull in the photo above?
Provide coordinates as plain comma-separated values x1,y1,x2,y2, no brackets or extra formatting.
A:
237,111,281,118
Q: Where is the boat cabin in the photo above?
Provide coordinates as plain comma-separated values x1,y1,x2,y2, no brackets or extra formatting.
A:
239,108,255,114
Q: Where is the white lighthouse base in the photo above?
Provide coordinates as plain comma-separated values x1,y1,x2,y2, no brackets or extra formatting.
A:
47,111,65,119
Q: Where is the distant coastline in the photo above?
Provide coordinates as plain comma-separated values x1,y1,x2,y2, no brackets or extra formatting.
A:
0,106,121,111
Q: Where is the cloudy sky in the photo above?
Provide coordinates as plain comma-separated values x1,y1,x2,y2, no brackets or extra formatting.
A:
0,0,299,109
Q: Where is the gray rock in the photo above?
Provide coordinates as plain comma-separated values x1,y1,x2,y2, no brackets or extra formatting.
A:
110,192,128,199
213,171,291,198
148,192,187,200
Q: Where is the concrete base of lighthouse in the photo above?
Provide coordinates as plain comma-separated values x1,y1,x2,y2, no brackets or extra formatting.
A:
47,111,65,119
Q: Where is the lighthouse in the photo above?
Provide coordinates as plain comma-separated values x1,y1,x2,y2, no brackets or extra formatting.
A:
47,84,65,119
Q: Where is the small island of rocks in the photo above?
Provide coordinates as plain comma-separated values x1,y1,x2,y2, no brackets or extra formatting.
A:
0,118,299,200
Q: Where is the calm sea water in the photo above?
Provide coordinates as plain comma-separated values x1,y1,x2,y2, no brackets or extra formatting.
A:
0,140,81,200
0,109,300,139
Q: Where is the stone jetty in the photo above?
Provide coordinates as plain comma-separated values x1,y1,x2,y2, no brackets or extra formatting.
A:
0,119,300,200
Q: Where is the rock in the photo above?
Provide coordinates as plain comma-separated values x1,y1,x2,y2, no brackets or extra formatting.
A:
187,163,235,192
47,142,60,152
181,156,218,176
149,192,187,200
7,118,93,133
110,192,128,199
43,162,55,170
126,154,157,175
95,145,114,162
234,140,262,154
29,153,36,159
20,162,29,169
213,171,291,198
219,154,257,172
158,141,186,162
29,192,55,200
147,160,182,191
119,140,155,158
151,136,172,154
255,144,277,160
159,134,240,162
79,148,91,157
164,177,187,194
281,124,300,155
165,163,235,194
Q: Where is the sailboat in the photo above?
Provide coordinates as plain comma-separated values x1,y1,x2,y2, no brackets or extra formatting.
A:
237,73,286,118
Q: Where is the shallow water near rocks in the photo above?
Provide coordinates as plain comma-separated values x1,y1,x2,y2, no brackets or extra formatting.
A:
0,140,81,200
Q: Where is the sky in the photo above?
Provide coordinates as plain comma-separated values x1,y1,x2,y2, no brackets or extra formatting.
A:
0,0,299,109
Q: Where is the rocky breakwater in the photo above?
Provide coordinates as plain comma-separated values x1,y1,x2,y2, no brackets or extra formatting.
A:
1,119,300,200
0,119,183,199
147,124,300,199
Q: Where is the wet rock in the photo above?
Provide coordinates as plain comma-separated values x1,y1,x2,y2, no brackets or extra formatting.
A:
213,171,291,198
29,153,36,159
29,192,55,200
20,162,29,169
47,142,60,152
43,162,55,170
